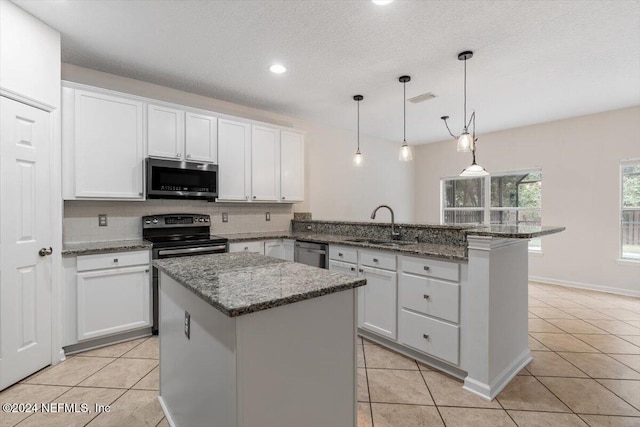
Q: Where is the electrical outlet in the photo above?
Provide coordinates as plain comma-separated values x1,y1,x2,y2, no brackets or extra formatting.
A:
306,225,312,231
98,214,108,227
265,212,271,221
222,212,228,223
184,311,190,339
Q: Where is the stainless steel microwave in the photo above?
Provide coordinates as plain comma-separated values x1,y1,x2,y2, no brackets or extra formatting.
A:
146,158,218,200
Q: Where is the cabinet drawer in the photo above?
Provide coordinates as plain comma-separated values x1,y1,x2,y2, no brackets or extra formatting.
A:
329,245,357,264
360,251,396,271
329,260,358,276
400,255,459,282
77,250,150,272
398,309,459,365
229,241,264,254
399,273,459,323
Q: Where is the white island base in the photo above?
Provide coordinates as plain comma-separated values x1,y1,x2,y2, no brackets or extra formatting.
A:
158,272,357,427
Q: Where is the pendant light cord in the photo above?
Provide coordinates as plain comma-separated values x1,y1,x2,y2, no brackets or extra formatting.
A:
357,99,360,150
463,58,467,130
403,81,406,142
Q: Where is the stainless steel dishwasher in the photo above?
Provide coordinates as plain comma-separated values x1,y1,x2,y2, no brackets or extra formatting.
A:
294,240,328,269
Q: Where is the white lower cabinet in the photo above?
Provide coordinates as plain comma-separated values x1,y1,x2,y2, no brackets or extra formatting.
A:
360,266,397,340
264,240,283,259
77,265,151,340
64,250,152,344
282,239,295,262
230,239,294,261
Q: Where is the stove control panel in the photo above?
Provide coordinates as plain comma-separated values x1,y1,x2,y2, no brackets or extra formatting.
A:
142,214,211,229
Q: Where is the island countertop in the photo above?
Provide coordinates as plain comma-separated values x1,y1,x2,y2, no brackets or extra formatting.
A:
153,252,366,317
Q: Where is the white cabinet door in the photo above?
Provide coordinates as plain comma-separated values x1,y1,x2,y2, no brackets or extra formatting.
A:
74,90,144,199
280,131,304,202
282,239,295,262
228,241,264,254
329,260,358,276
148,103,185,160
251,125,280,201
218,119,251,201
264,240,283,259
360,266,397,340
77,265,151,340
185,112,217,163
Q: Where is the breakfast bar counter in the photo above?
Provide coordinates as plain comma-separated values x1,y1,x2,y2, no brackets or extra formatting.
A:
153,253,365,427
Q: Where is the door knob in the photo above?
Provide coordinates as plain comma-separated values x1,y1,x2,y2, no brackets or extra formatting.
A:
39,247,53,256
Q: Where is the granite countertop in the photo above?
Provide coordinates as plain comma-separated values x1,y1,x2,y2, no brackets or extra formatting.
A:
62,239,152,255
466,225,566,239
153,252,366,317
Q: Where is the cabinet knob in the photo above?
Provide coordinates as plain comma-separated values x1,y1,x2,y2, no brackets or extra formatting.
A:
176,153,182,158
113,258,119,263
359,268,364,273
423,334,430,340
338,253,343,257
244,247,249,251
350,267,355,272
252,196,256,199
423,294,430,300
145,269,149,273
373,258,379,262
423,265,430,271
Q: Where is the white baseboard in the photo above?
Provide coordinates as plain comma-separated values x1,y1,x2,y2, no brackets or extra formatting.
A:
463,349,532,401
529,275,640,298
158,396,176,427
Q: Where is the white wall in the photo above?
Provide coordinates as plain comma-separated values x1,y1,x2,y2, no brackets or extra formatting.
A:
414,106,640,296
61,64,415,225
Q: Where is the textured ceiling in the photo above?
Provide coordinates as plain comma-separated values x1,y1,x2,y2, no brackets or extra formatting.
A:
14,0,640,144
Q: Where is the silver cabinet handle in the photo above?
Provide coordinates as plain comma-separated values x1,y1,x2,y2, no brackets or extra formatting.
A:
282,196,285,200
423,294,430,300
373,258,379,262
244,247,249,251
423,334,430,340
252,196,257,199
113,258,119,263
145,269,149,273
423,266,430,271
359,268,364,273
176,153,182,158
38,247,53,256
338,253,343,257
138,192,143,196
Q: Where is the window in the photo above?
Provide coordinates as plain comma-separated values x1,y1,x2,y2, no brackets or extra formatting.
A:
442,169,543,251
621,160,640,261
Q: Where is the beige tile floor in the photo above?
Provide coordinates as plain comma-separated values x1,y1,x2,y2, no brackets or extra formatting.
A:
1,282,639,426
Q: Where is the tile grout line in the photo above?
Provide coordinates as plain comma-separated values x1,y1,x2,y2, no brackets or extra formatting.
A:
417,363,447,427
360,341,375,427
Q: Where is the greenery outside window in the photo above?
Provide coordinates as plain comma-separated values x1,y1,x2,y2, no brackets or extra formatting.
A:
621,160,640,261
442,169,543,251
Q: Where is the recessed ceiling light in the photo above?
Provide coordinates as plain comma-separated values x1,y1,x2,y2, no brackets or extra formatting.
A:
372,0,394,5
269,64,287,74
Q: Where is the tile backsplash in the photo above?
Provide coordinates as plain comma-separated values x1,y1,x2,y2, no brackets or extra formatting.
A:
64,200,294,243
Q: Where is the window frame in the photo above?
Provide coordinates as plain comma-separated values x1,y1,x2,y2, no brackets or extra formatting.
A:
441,168,543,252
620,159,640,263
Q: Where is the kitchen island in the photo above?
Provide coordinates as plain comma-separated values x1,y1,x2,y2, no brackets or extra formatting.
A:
153,253,365,427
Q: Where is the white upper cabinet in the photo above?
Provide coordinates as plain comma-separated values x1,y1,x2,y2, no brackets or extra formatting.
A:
251,125,280,201
68,88,144,199
147,104,185,160
185,112,217,163
280,131,304,202
218,118,251,201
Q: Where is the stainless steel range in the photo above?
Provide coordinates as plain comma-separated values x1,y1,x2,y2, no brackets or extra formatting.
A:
143,213,228,334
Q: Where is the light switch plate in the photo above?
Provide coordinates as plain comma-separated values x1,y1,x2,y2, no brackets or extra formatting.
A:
265,212,270,221
222,213,228,223
98,214,108,227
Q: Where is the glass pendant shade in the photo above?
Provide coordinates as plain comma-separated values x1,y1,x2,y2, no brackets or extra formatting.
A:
353,148,363,167
457,132,474,152
460,162,489,177
399,141,413,161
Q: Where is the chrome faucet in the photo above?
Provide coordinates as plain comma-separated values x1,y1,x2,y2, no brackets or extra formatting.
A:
370,205,401,240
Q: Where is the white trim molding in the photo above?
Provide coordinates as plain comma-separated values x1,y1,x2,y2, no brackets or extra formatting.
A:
529,275,640,298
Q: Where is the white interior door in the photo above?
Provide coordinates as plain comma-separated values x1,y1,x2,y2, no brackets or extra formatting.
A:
0,96,52,390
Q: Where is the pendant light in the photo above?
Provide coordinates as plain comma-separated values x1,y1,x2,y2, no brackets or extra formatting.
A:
441,51,488,176
353,95,364,167
398,75,413,162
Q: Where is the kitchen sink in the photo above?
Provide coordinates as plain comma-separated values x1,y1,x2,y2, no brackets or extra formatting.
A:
344,238,414,246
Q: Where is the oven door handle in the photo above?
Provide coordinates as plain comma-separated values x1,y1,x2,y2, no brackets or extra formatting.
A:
158,245,227,256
